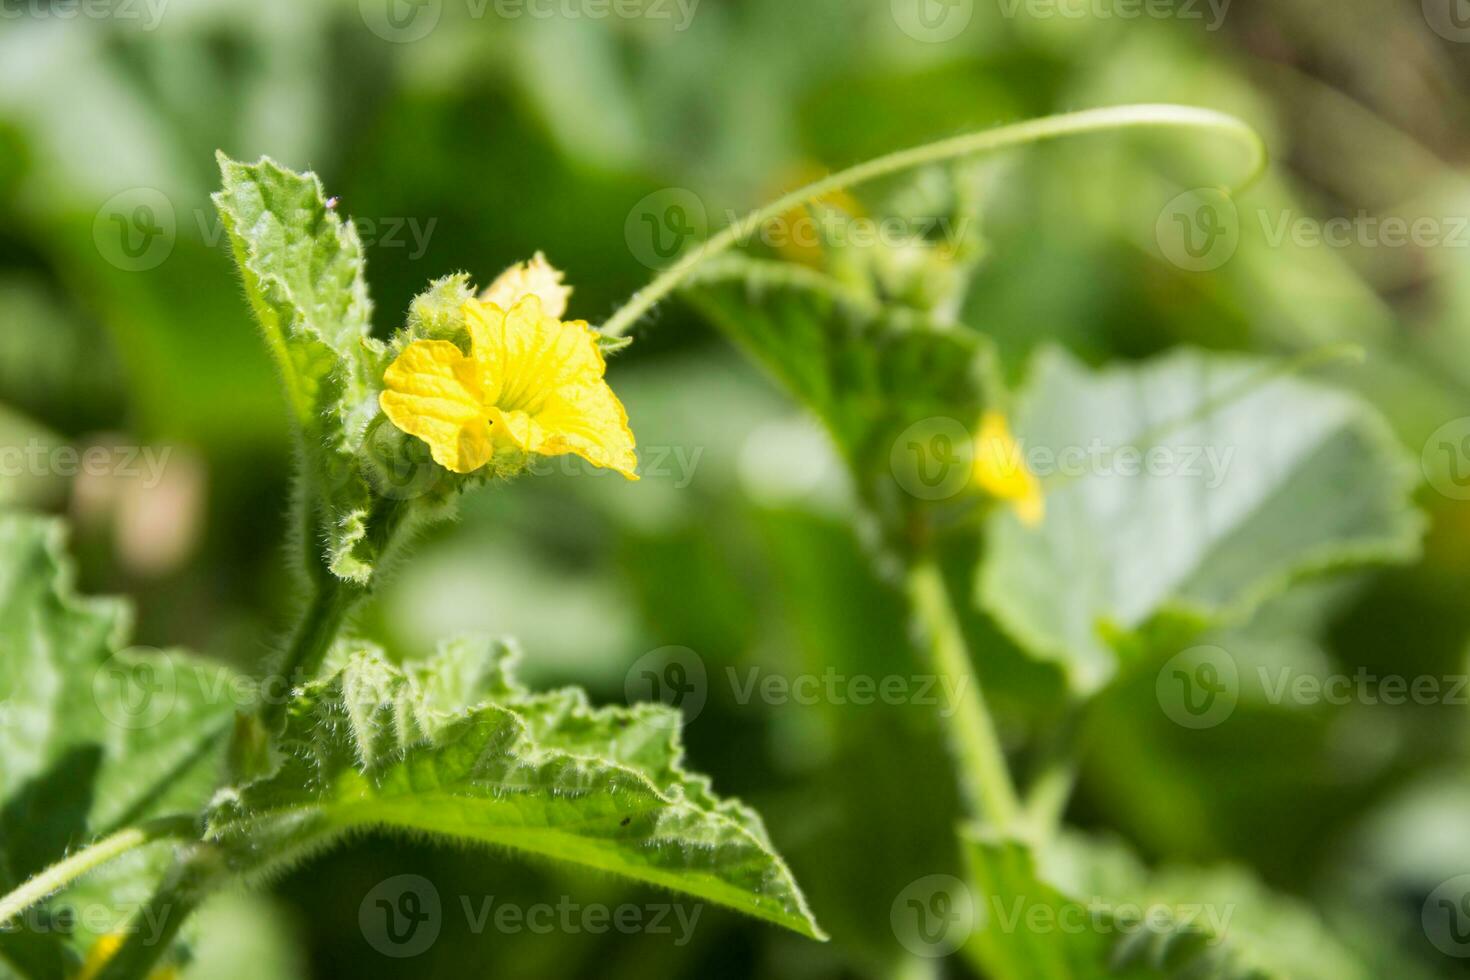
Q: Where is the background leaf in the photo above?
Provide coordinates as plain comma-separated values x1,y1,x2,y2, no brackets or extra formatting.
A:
978,347,1423,692
682,255,994,558
0,513,240,974
963,830,1397,980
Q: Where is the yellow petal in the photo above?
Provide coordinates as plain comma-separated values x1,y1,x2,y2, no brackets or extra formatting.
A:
464,296,606,410
78,933,179,980
1010,491,1045,527
480,251,572,319
380,339,494,474
492,379,639,480
973,411,1044,527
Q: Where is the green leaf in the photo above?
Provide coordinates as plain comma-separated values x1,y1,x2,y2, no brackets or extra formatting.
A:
205,638,825,941
979,347,1423,692
212,153,385,584
962,830,1379,980
960,834,1131,978
0,513,240,973
682,256,994,554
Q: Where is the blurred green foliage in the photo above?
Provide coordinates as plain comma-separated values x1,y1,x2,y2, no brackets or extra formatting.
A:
3,0,1470,976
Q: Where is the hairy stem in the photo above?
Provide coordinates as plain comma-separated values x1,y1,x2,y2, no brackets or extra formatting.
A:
93,847,226,980
258,575,358,729
601,103,1267,337
260,494,412,728
906,558,1020,829
0,817,197,929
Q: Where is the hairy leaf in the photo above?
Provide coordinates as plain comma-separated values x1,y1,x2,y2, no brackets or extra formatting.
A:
206,639,825,940
979,347,1422,692
213,153,386,583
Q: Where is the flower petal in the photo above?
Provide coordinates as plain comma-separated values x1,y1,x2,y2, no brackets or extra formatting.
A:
465,296,606,410
973,411,1044,527
380,339,494,474
492,379,638,480
479,252,572,319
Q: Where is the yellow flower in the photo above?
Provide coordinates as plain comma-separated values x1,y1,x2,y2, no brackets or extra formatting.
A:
77,934,178,980
973,411,1043,527
380,267,637,480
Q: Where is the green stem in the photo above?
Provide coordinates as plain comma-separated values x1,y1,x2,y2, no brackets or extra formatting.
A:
906,557,1020,830
258,575,358,729
601,103,1267,338
1023,760,1077,845
1019,703,1084,842
259,495,412,728
92,847,226,980
0,817,196,929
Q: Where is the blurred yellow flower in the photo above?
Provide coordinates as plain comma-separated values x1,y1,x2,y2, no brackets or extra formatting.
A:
380,263,637,480
77,934,178,980
973,411,1043,527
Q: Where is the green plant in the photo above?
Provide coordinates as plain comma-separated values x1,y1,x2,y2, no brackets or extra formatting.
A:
0,104,1424,980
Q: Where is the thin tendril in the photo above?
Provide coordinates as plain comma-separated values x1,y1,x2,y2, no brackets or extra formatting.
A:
601,103,1267,338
